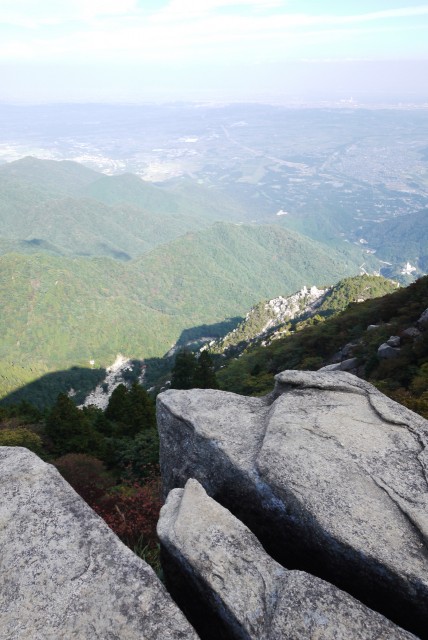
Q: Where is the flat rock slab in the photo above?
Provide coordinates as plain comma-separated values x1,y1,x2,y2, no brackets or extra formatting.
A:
0,447,198,640
157,370,428,638
158,479,415,640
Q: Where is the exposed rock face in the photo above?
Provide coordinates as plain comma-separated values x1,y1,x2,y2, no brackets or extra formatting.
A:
417,308,428,327
329,341,360,363
402,327,422,338
157,370,428,638
264,285,327,327
378,342,401,358
158,479,416,640
320,356,358,372
0,447,198,640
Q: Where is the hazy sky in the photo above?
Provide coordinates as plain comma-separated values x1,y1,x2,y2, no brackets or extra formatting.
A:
1,0,427,103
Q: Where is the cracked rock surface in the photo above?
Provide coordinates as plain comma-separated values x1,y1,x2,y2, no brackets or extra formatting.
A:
157,370,428,637
158,479,415,640
0,447,198,640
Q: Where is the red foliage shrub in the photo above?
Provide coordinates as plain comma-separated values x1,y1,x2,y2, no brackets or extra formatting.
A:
94,476,162,549
55,453,162,555
54,453,115,506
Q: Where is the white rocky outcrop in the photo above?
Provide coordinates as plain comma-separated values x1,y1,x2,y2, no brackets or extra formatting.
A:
80,354,143,410
264,285,327,328
157,370,428,638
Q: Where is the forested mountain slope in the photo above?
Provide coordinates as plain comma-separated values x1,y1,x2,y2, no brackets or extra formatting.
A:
216,275,428,419
0,157,247,258
210,275,398,356
0,221,368,399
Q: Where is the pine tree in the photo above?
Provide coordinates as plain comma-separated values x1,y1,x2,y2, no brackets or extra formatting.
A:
105,382,156,437
193,350,218,389
171,350,197,389
126,382,156,436
45,393,104,456
105,384,129,423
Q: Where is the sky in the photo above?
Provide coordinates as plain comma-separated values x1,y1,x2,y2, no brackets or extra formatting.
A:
0,0,427,103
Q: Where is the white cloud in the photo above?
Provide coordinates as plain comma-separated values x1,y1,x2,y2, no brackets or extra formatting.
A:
0,2,427,63
156,0,283,14
1,0,138,27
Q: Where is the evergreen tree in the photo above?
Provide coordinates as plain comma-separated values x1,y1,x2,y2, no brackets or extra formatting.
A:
193,351,218,389
170,350,197,389
105,382,156,437
114,430,160,481
126,382,156,436
83,405,114,437
45,393,105,456
105,384,129,423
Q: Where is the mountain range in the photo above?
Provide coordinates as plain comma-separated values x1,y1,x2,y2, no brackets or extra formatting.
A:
0,156,420,401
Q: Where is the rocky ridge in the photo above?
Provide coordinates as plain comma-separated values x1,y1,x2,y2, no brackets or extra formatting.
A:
157,370,428,638
1,368,427,638
209,285,328,354
209,275,397,357
158,478,416,640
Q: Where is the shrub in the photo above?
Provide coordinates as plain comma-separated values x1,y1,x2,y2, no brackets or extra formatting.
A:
54,453,115,505
0,427,44,456
95,476,162,550
112,430,160,482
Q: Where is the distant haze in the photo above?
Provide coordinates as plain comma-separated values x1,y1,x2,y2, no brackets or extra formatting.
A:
0,1,427,104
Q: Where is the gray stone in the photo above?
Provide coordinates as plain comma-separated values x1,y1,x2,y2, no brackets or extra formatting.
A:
378,342,400,358
402,327,421,339
158,479,415,640
387,335,401,347
417,308,428,327
320,357,358,372
157,370,428,637
0,447,198,640
329,342,359,363
367,324,381,331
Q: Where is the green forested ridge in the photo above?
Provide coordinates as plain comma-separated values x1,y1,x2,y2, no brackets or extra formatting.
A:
0,195,210,259
0,221,364,399
0,156,392,401
216,276,428,418
313,275,399,316
0,156,100,195
363,208,428,269
78,172,248,222
211,275,398,355
0,157,248,259
132,222,367,316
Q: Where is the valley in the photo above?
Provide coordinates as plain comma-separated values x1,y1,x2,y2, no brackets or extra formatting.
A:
0,104,426,282
0,103,426,403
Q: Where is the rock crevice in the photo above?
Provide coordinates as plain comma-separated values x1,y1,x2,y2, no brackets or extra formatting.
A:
157,370,428,638
158,479,416,640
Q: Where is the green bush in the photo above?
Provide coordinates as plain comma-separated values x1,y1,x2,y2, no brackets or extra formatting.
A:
0,427,44,456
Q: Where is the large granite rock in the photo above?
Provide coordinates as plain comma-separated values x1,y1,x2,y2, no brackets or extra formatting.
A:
320,356,358,372
158,479,415,640
378,343,401,358
157,370,428,638
0,447,198,640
